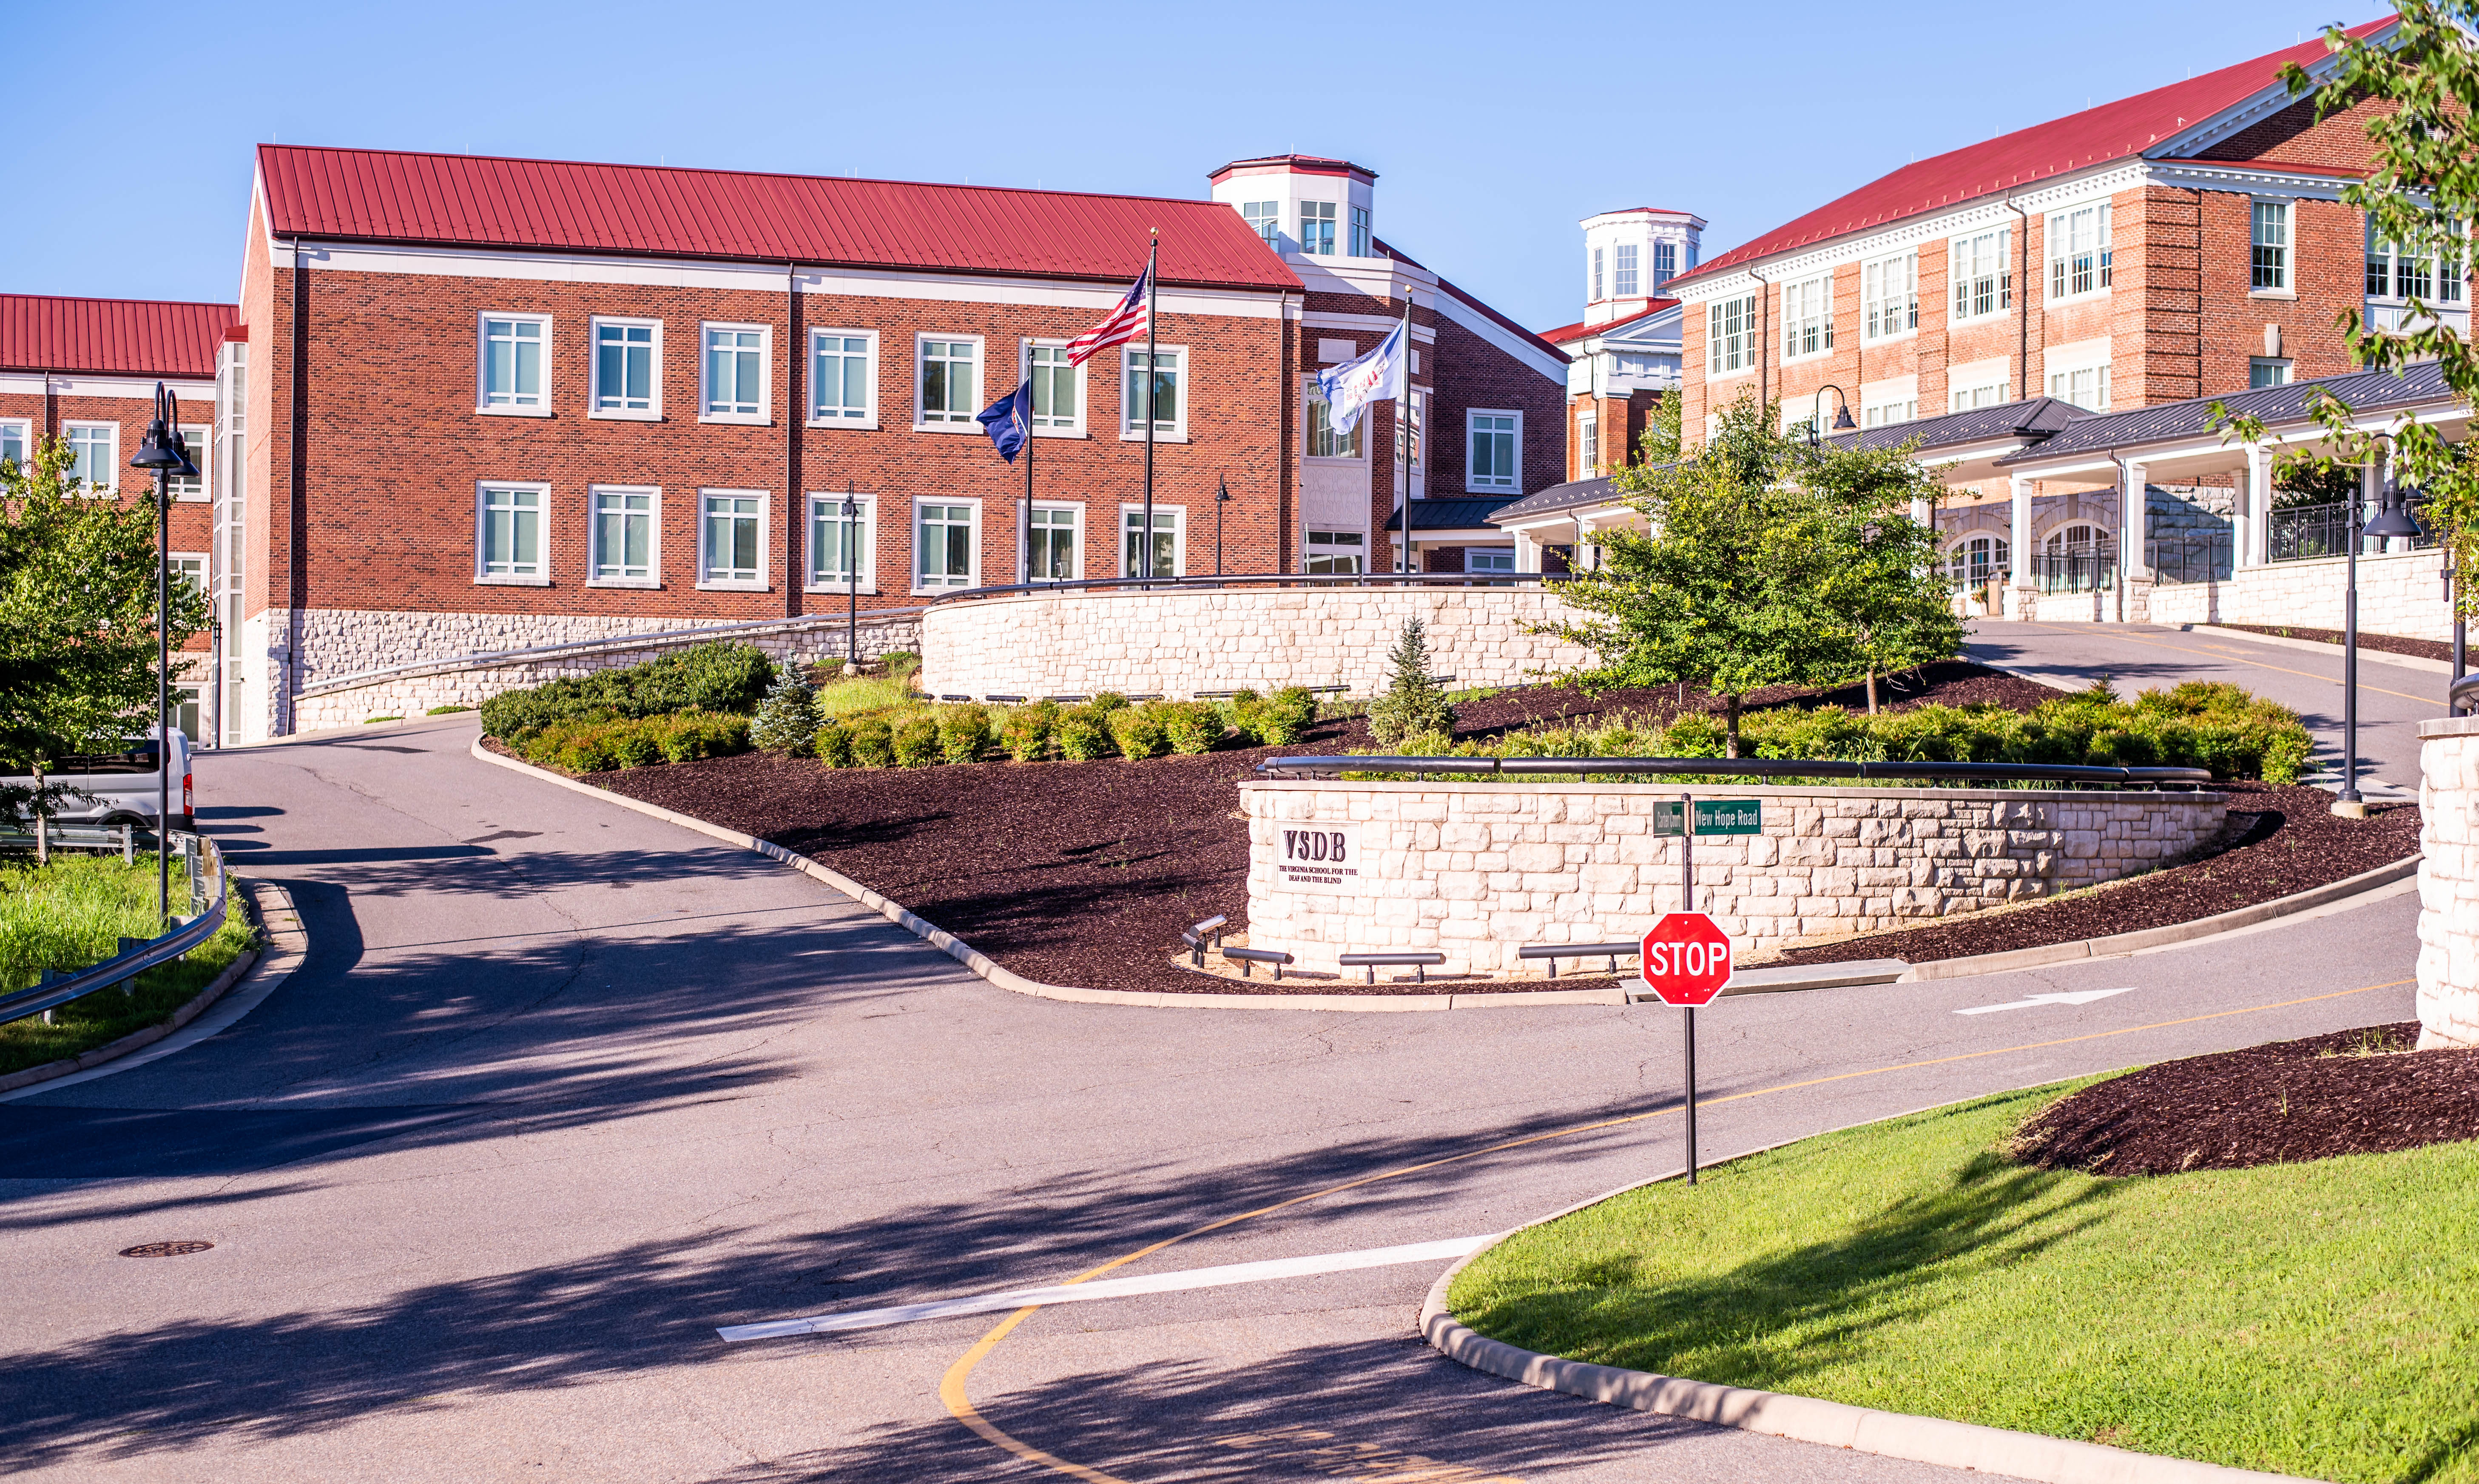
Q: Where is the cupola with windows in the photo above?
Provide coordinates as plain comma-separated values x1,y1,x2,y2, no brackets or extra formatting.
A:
1208,155,1380,261
1579,208,1705,325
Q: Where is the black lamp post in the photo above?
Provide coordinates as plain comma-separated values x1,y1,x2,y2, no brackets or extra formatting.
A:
1214,475,1230,577
841,482,859,675
127,384,197,922
1805,385,1858,448
2336,467,2424,814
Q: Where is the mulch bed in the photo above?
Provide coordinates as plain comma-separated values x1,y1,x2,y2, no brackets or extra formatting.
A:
2215,622,2459,665
579,664,2063,995
2013,1022,2479,1175
1777,783,2420,968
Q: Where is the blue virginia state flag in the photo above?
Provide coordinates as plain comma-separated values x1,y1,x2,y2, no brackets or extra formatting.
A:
976,381,1032,462
1314,319,1407,437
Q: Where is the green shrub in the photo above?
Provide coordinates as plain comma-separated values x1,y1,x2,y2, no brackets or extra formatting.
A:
1106,703,1170,760
1237,686,1318,745
1056,705,1115,761
750,664,820,755
938,704,993,764
1161,700,1225,755
557,733,618,773
1090,691,1130,716
998,702,1058,762
850,717,895,767
611,728,665,768
479,641,774,742
654,713,750,764
892,715,943,767
813,722,854,768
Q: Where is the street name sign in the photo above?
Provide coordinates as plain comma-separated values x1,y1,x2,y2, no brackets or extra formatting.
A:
1652,799,1762,837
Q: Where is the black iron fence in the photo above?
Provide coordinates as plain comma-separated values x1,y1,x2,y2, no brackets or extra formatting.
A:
2269,500,2440,563
2145,534,2233,587
2027,547,2116,594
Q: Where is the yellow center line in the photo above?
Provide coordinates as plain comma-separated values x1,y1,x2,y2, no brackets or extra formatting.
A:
2007,623,2438,707
937,976,2415,1481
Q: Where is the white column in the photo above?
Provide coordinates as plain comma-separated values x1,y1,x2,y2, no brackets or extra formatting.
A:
2230,461,2252,573
2009,474,2035,619
2120,460,2149,623
1512,527,1542,573
2243,443,2272,568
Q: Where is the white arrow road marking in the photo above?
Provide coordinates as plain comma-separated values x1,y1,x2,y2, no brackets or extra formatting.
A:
1954,987,2138,1016
717,1234,1493,1343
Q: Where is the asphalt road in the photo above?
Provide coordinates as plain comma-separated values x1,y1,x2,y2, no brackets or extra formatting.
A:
0,714,2422,1483
1964,619,2454,797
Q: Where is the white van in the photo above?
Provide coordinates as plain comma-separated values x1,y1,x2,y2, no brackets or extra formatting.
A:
1,728,195,833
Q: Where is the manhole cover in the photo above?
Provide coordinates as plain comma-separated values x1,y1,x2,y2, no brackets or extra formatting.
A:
119,1241,213,1258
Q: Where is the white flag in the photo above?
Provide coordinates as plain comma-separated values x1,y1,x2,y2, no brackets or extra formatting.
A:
1315,319,1407,437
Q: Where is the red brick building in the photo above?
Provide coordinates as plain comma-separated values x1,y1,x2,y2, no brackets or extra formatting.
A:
215,146,1564,740
0,293,238,738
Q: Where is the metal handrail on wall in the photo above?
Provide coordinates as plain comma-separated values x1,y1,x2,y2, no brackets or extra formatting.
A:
1256,756,2217,787
930,570,1576,607
2453,672,2479,715
0,833,230,1026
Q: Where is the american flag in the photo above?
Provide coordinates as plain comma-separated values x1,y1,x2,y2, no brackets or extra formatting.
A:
1065,265,1151,367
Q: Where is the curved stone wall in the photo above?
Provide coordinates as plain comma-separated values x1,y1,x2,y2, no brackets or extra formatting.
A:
1240,779,2230,976
2419,716,2479,1048
920,586,1595,700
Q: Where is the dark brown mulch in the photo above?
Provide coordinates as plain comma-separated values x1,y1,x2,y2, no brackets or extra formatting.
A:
2013,1022,2479,1175
1779,783,2420,968
1439,659,2062,740
577,664,2062,995
2215,622,2458,665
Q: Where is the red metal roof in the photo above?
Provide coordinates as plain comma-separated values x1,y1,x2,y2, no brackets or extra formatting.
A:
0,294,237,378
1674,17,2395,287
1537,301,1677,346
257,145,1303,293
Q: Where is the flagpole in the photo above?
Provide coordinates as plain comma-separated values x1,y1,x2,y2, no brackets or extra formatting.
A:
1024,380,1035,583
1141,230,1159,588
1396,284,1412,577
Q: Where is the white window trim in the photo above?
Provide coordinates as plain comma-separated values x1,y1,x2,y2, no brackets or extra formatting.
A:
1466,407,1523,495
913,332,986,432
475,480,553,586
1020,338,1088,438
1577,410,1599,476
588,316,665,422
911,496,982,593
1303,376,1364,463
805,490,880,595
2044,202,2116,307
476,312,554,417
1021,500,1084,583
1304,526,1369,575
1119,342,1190,442
2249,197,2297,299
1118,502,1187,579
808,327,881,430
1780,273,1835,364
0,416,29,467
585,484,663,589
1706,293,1758,381
695,487,770,591
1861,251,1918,344
1949,229,2013,325
63,421,119,495
698,322,772,426
171,424,211,502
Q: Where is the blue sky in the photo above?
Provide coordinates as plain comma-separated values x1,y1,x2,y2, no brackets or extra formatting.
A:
11,0,2392,331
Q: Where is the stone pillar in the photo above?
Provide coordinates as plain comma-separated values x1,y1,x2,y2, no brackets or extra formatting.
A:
2009,473,2035,620
2243,442,2272,568
2119,460,2149,623
2417,716,2479,1049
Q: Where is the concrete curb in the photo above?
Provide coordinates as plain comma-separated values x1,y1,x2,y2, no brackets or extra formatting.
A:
1421,1182,2325,1484
0,878,266,1095
2183,624,2456,677
1895,855,2421,981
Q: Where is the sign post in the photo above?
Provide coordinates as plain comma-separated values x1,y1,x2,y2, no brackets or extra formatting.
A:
1641,790,1743,1185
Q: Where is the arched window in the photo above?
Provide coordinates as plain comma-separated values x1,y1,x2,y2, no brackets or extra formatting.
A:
2044,520,2108,555
1943,534,2010,586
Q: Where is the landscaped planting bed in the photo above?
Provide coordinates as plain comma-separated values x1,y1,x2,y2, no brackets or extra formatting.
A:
2215,622,2457,665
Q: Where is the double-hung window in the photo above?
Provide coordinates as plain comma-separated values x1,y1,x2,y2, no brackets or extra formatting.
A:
702,325,768,421
477,483,547,582
1398,389,1425,495
1707,293,1756,374
65,423,115,492
2049,363,2110,412
1027,505,1078,581
919,337,979,424
589,487,659,586
1348,205,1371,258
1027,343,1078,430
1242,200,1280,249
698,491,765,587
1863,252,1917,340
2048,204,2114,299
2368,224,2467,306
808,492,873,590
479,315,549,412
915,501,976,589
1122,506,1180,579
0,418,26,473
170,425,210,499
1305,529,1364,574
1952,228,2011,321
1306,380,1360,458
1653,241,1677,288
2251,202,2291,292
2250,358,2293,389
1614,244,1640,298
1123,347,1182,437
1578,412,1599,476
1592,247,1605,300
1952,379,2010,412
1467,411,1519,492
1782,275,1832,360
593,319,660,417
1862,398,1916,429
811,330,875,425
1299,201,1336,255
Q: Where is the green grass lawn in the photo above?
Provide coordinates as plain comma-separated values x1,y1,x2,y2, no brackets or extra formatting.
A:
1450,1080,2479,1483
812,675,919,720
0,854,259,1076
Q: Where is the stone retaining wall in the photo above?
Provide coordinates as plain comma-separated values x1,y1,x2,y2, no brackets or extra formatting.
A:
921,586,1593,700
2419,715,2479,1049
2146,548,2449,641
1241,780,2229,975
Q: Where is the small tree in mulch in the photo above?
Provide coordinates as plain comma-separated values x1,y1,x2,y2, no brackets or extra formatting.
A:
1367,618,1456,748
749,663,819,755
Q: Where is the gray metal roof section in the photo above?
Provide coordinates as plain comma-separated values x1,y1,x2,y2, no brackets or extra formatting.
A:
1996,361,2452,465
1823,396,2088,455
1384,496,1524,532
1485,476,1621,524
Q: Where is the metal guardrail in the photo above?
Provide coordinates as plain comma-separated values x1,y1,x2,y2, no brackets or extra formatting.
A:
0,833,230,1026
1336,951,1445,984
930,570,1574,606
2454,672,2479,715
1221,946,1292,980
0,823,141,861
1256,756,2217,787
1519,942,1639,978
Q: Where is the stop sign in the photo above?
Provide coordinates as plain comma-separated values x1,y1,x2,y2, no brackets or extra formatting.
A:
1639,913,1734,1006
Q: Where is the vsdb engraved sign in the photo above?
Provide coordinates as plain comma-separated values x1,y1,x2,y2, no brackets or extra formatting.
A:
1275,824,1360,891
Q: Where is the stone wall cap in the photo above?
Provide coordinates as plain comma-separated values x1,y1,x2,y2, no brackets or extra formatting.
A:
1240,779,2227,805
2420,716,2479,739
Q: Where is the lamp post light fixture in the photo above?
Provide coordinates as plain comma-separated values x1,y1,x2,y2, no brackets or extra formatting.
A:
126,383,197,922
1214,475,1230,577
1805,385,1858,448
841,481,860,677
2335,466,2424,816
